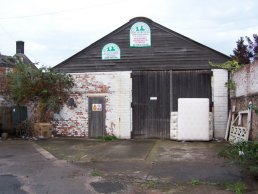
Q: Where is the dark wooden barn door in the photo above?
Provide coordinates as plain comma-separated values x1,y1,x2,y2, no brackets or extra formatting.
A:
88,97,105,138
132,70,212,139
132,71,170,139
171,70,212,111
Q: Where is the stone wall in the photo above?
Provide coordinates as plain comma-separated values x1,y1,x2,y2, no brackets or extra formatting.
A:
231,61,258,140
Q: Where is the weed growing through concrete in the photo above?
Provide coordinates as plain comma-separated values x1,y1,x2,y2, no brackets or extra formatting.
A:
222,182,247,194
142,179,159,188
191,179,217,187
91,170,102,177
190,179,246,194
191,179,200,186
99,135,118,141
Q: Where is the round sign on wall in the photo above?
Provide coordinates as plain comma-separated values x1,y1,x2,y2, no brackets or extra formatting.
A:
102,43,120,60
130,22,151,47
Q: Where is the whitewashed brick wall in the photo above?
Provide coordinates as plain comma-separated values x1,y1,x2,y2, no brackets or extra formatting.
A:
212,69,228,138
54,71,132,139
233,61,258,96
54,69,229,140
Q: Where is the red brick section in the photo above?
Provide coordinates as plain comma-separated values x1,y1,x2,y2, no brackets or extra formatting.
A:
0,67,10,96
51,73,115,137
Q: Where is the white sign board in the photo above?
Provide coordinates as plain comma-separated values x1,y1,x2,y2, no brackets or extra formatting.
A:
150,97,157,100
130,22,151,47
92,104,102,111
102,43,120,60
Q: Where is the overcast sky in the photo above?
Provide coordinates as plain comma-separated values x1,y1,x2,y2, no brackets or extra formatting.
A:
0,0,258,67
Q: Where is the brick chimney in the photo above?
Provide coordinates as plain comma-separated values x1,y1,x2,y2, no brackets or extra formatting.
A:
16,41,24,54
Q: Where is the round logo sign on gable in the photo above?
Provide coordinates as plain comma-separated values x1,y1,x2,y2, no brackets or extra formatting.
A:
130,22,151,47
102,43,120,60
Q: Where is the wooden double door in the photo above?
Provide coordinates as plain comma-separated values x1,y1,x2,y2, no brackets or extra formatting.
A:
132,70,212,139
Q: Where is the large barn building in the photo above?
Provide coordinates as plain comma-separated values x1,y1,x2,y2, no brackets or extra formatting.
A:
53,17,229,140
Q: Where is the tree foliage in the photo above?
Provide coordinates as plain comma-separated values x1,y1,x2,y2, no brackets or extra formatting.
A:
246,34,258,61
209,60,241,72
231,34,258,65
7,61,74,122
209,60,241,91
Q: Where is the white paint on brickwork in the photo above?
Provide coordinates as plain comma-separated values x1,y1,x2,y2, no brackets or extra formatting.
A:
233,68,248,97
170,112,178,140
249,61,258,94
54,71,132,139
53,69,229,140
170,111,213,140
233,61,258,96
212,69,228,139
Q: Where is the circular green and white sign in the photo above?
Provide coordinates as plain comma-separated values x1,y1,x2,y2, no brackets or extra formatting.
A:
102,43,120,60
130,22,151,47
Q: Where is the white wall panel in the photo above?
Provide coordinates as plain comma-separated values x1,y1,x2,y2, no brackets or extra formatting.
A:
178,98,210,141
212,69,228,139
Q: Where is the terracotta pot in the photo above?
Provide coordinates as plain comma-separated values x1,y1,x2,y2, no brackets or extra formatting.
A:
34,123,52,138
1,132,8,140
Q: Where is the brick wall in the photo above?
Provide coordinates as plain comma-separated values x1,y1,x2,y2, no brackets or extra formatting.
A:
53,71,132,138
233,61,258,97
231,61,258,140
53,70,230,140
0,67,9,95
0,67,12,106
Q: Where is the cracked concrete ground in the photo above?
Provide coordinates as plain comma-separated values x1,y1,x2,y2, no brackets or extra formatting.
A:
36,138,258,193
0,139,257,193
0,140,98,194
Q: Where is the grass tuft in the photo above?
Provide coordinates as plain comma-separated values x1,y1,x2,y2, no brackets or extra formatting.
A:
223,182,247,194
98,135,118,141
191,179,200,186
90,170,102,177
143,179,160,188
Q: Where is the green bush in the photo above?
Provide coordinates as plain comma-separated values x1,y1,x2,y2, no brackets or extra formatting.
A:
7,61,74,122
219,141,258,178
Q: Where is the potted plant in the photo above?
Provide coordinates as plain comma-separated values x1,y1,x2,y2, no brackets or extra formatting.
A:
7,61,74,137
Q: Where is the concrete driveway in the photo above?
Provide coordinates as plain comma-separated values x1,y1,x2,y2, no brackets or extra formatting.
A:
1,139,257,193
36,138,258,193
0,140,97,194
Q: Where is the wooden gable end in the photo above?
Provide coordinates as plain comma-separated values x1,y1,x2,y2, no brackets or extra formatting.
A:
53,17,230,73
